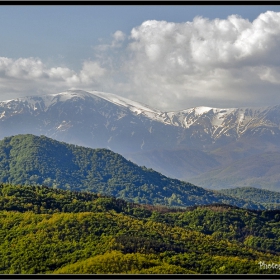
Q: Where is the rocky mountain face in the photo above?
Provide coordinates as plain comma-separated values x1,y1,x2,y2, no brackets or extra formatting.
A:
0,90,185,153
1,89,280,190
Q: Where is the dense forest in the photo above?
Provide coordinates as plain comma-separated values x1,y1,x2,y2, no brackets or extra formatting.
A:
0,183,280,274
218,187,280,209
0,134,264,209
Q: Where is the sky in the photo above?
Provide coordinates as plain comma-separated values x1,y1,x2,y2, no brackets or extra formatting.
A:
1,5,280,111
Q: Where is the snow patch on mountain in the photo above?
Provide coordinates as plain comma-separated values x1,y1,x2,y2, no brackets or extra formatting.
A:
193,106,212,115
56,120,72,131
86,90,176,125
88,90,159,113
211,108,236,127
0,89,279,145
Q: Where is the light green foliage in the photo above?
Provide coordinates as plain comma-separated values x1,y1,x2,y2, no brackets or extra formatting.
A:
0,184,280,274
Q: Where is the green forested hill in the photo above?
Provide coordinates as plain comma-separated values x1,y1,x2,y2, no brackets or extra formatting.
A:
218,187,280,209
0,183,280,274
0,134,262,209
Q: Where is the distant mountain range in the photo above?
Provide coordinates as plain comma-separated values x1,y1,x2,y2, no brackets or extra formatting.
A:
0,90,280,191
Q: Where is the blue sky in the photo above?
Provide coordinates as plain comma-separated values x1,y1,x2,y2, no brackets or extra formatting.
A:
1,5,280,110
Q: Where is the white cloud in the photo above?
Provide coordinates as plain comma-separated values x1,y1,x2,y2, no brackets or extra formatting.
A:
115,11,280,110
94,30,126,52
79,61,107,84
1,11,280,110
0,56,107,99
113,30,126,42
0,57,45,79
48,67,75,80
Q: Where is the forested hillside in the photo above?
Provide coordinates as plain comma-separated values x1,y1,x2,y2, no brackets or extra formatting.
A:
0,183,280,274
0,134,263,209
218,187,280,209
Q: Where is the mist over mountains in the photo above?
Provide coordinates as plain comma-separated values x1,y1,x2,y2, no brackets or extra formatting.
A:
1,89,280,191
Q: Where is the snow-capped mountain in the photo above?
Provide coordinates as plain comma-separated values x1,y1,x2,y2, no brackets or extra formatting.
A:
0,90,184,153
1,89,280,151
1,89,280,191
89,90,280,145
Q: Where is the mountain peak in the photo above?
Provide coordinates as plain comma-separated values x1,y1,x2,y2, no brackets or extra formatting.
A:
0,89,280,153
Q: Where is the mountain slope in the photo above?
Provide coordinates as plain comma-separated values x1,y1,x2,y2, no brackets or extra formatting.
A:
189,152,280,191
0,134,263,209
125,148,220,179
125,135,280,190
218,187,280,208
1,90,280,152
0,90,187,153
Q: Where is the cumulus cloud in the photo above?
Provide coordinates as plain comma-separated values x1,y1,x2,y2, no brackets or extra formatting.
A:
0,57,107,98
1,11,280,110
79,61,107,84
113,30,126,42
117,10,280,110
94,30,126,52
0,57,46,79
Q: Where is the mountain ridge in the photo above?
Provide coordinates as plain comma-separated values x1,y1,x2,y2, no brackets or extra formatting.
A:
218,186,280,207
0,134,264,209
2,89,280,139
1,89,280,190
